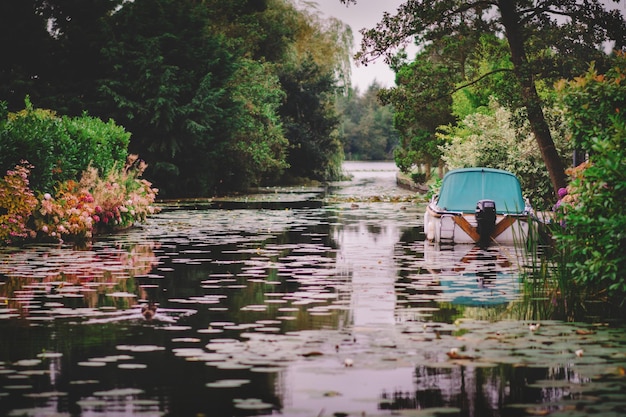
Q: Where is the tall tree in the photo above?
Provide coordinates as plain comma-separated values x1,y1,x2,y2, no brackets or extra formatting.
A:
343,0,626,194
98,0,241,196
0,0,55,111
338,83,398,160
34,0,122,115
279,56,343,180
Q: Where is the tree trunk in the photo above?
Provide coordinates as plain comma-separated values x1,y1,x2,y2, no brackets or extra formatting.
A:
498,1,567,195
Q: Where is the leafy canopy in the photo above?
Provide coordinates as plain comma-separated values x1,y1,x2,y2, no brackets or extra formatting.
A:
341,0,626,194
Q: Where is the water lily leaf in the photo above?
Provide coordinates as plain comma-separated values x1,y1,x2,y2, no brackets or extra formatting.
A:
14,359,42,367
117,363,147,369
93,388,144,396
77,361,106,367
206,379,250,388
233,398,273,410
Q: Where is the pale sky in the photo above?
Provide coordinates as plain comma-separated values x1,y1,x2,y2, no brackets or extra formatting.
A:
297,0,411,92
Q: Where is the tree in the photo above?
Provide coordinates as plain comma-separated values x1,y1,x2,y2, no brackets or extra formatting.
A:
203,0,351,183
342,0,626,194
279,56,343,181
379,45,458,177
338,83,398,160
0,0,56,111
33,0,123,116
98,0,242,196
1,0,353,195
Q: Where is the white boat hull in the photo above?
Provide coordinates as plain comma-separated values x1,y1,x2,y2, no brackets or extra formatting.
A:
424,204,530,245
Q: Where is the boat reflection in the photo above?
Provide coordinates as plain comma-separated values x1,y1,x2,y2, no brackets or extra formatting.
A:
422,243,521,306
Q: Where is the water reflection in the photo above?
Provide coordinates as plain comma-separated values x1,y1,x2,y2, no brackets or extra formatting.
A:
0,162,625,417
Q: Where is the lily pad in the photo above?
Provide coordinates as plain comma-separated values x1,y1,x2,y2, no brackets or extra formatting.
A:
233,398,273,410
206,379,250,388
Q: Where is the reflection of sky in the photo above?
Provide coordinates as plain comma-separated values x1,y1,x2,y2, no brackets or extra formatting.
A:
281,357,414,416
334,213,401,325
279,163,419,415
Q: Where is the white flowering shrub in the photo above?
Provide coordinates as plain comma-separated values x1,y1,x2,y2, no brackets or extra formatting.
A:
438,99,572,208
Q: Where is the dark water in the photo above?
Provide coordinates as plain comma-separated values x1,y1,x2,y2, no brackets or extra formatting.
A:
1,161,625,417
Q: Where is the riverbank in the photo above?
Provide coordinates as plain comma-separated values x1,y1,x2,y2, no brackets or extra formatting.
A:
395,169,429,193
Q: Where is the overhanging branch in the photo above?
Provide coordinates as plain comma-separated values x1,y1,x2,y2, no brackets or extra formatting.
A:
451,68,512,94
418,68,513,106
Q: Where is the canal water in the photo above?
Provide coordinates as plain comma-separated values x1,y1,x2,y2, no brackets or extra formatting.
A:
1,161,625,417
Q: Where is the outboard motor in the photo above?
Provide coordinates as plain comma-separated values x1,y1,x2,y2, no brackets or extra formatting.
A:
475,199,496,245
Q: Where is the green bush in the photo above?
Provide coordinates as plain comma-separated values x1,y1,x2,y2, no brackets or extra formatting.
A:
411,172,426,184
555,54,626,298
0,98,130,193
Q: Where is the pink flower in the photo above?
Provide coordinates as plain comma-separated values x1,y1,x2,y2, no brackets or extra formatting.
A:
92,215,100,223
95,206,103,213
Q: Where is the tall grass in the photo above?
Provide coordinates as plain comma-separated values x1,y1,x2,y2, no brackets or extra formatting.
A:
509,216,598,322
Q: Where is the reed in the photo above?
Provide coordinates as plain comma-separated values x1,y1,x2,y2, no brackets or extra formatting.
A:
508,217,593,322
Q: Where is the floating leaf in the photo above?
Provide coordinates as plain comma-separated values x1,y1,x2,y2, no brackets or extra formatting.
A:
206,379,250,388
233,398,273,410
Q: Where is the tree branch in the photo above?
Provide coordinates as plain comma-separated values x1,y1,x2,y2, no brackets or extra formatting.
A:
426,68,513,104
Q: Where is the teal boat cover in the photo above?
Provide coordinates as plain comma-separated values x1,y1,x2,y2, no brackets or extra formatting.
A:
436,168,525,214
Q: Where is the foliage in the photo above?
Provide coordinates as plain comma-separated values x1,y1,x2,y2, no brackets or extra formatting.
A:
347,0,625,194
97,0,236,196
380,45,458,175
34,181,97,240
439,99,572,208
0,0,57,111
338,83,399,160
0,162,39,244
0,99,130,193
1,0,352,197
1,155,159,244
223,59,289,187
554,55,626,298
279,56,343,181
451,35,516,119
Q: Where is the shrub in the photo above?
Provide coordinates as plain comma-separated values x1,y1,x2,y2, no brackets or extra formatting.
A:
0,98,130,193
554,54,626,298
32,155,159,241
0,162,39,244
33,181,96,240
82,155,159,232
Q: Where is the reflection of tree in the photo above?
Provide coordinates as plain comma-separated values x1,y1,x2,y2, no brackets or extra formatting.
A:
0,242,158,317
378,363,583,417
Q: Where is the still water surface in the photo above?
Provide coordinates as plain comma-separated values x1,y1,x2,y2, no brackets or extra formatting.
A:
1,161,625,417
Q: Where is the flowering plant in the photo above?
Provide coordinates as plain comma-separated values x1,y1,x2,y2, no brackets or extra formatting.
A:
0,162,38,244
82,155,159,233
34,180,96,240
1,155,159,244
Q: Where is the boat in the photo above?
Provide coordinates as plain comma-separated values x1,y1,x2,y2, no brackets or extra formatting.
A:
424,168,533,245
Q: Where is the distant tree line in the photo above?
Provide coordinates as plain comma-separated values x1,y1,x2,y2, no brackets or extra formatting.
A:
0,0,354,197
338,83,399,161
